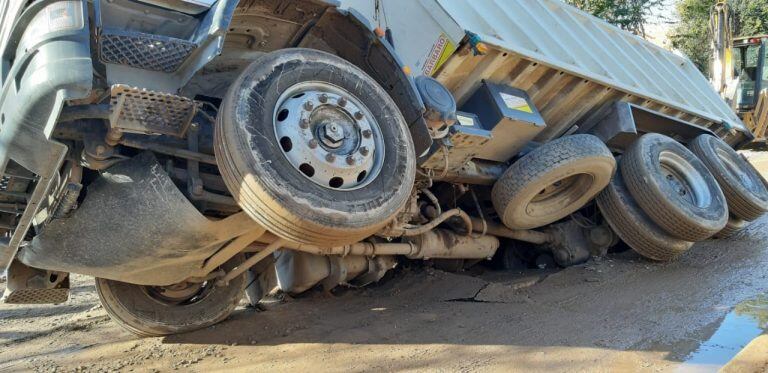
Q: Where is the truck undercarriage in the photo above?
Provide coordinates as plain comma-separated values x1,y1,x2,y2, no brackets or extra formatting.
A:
2,0,767,336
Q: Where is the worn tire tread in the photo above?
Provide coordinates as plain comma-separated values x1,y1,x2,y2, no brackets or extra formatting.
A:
715,216,749,239
95,256,247,337
597,169,692,261
621,134,726,241
215,49,415,246
492,134,615,229
689,135,768,221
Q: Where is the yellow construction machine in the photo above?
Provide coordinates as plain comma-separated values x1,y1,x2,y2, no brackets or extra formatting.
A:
710,0,768,141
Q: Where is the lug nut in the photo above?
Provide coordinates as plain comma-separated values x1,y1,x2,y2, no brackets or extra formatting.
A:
304,101,314,111
362,129,372,138
319,94,328,103
338,97,347,107
346,155,355,165
300,118,309,129
354,111,364,120
326,153,336,162
308,139,318,149
359,146,369,156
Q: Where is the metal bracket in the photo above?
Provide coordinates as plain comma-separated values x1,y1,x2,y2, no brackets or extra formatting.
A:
578,101,717,151
421,125,493,172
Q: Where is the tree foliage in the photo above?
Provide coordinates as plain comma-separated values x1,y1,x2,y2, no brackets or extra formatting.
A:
670,0,768,72
668,0,711,72
566,0,663,36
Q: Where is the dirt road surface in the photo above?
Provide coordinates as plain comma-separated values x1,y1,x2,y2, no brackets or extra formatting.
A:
2,152,768,372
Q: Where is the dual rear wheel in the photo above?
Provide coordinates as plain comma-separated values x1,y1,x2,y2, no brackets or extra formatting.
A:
489,131,759,262
689,134,768,238
598,133,767,261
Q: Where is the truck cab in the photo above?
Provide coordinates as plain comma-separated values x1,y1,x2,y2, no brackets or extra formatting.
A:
732,36,768,113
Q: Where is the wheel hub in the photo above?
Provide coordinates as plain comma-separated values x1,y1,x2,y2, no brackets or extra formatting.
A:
273,82,384,190
526,173,595,216
658,150,711,208
534,177,576,201
144,281,208,305
320,123,344,147
663,172,692,201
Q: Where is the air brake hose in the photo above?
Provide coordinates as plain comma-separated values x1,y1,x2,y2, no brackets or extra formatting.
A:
397,208,473,237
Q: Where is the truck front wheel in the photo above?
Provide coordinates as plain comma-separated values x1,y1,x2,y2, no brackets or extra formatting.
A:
95,256,246,337
215,48,416,247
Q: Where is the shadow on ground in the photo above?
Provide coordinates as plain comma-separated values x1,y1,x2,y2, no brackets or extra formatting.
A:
159,222,768,367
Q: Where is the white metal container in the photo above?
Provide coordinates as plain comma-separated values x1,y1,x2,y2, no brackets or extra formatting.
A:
343,0,749,144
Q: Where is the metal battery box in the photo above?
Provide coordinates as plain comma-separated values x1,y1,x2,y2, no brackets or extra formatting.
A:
459,81,546,162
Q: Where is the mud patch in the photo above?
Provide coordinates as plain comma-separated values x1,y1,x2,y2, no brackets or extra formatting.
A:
474,275,546,303
3,213,768,372
380,268,489,302
445,274,546,303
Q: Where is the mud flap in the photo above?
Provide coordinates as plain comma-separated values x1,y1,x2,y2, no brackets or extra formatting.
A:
17,152,260,286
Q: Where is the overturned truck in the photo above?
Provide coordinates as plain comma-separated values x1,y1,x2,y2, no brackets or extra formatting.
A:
1,0,767,336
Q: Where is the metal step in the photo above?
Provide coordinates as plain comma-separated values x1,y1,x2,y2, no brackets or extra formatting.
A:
2,260,69,305
110,84,198,138
2,288,69,304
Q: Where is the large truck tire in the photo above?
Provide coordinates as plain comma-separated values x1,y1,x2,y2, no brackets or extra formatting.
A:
215,49,416,247
95,255,246,337
492,134,615,229
715,215,749,239
689,134,768,221
621,133,727,241
597,166,693,261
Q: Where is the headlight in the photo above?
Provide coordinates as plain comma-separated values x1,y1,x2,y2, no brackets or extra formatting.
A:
18,1,84,53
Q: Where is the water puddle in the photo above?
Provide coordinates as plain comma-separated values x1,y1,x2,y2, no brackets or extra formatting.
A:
679,293,768,372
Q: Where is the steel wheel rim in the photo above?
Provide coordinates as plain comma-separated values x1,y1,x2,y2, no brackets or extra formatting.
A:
526,173,594,217
142,281,212,306
272,81,385,190
658,150,711,208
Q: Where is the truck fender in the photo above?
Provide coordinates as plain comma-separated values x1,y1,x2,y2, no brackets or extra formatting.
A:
296,7,433,156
